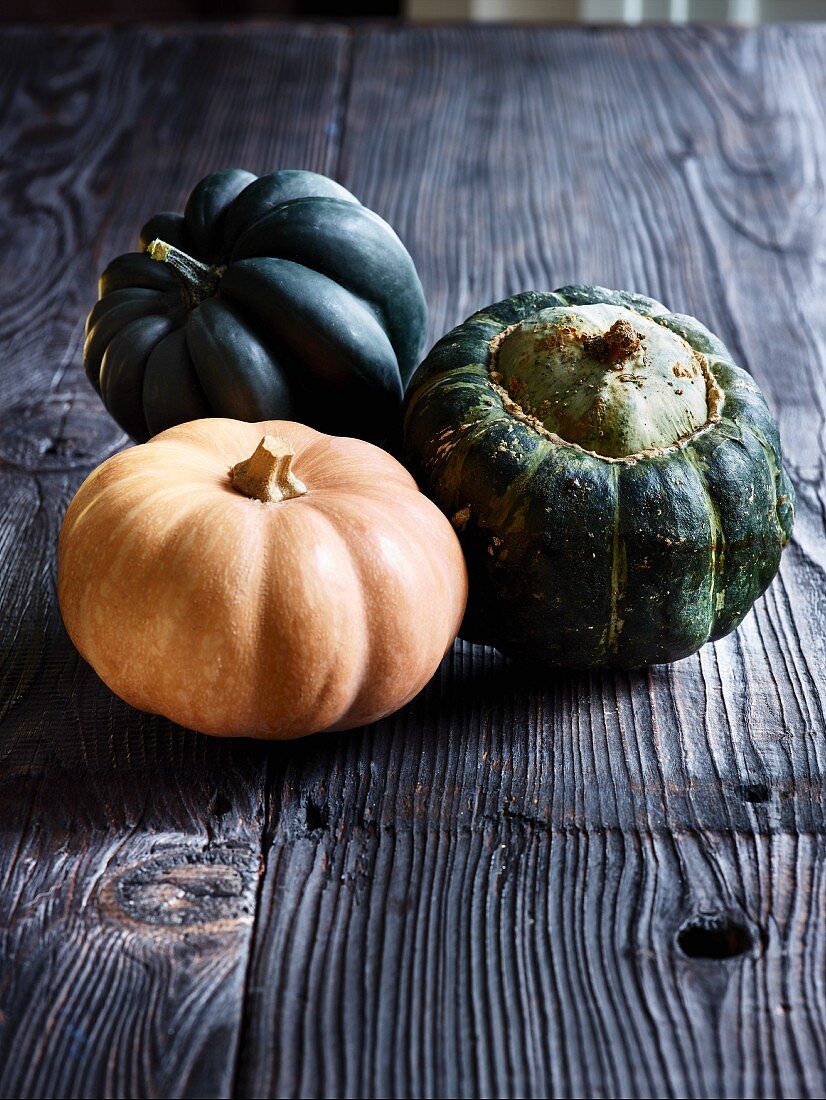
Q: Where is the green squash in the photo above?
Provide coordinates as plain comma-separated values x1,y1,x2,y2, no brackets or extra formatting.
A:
85,169,428,444
403,285,795,668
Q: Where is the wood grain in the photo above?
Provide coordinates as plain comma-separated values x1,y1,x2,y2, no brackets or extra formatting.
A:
236,24,826,1100
0,24,349,1100
2,21,826,1100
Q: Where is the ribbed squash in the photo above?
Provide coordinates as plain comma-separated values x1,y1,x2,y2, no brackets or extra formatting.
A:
403,285,795,668
84,169,427,445
58,419,467,739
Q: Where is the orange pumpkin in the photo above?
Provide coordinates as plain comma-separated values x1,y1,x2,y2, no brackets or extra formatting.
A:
58,419,467,739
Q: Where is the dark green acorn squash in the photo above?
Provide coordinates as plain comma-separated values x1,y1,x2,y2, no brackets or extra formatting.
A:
85,168,428,444
403,286,795,668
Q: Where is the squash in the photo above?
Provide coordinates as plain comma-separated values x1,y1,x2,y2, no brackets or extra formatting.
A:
403,285,795,668
84,169,428,446
58,419,467,738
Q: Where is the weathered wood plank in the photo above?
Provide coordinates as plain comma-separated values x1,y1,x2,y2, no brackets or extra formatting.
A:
3,21,826,1100
0,24,349,1100
235,24,826,1100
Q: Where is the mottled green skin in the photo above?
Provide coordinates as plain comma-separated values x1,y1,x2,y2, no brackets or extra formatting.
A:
403,286,795,668
84,169,428,446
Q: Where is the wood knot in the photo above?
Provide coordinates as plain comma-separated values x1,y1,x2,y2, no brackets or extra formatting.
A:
676,912,761,961
583,319,643,366
98,849,257,934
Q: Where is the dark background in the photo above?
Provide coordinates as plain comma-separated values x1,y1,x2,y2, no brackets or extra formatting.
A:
0,0,400,21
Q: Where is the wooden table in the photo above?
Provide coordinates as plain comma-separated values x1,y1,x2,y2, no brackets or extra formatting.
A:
1,20,824,1100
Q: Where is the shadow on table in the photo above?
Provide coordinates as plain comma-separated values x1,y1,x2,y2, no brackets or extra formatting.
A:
0,616,658,840
0,621,649,778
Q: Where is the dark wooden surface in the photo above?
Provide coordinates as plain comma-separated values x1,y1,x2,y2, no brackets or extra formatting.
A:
1,21,825,1100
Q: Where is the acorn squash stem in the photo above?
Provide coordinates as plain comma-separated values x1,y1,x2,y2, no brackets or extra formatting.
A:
229,436,308,504
146,238,221,306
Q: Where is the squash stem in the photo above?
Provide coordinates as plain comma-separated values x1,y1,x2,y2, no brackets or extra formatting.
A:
229,436,309,504
146,238,221,306
582,319,642,367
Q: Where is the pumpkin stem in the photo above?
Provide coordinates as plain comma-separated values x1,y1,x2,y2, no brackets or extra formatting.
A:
146,238,221,307
583,320,643,367
229,436,309,504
